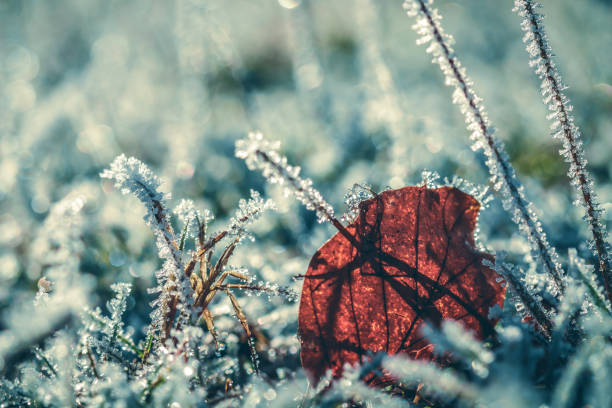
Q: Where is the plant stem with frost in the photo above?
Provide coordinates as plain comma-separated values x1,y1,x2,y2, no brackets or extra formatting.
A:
514,0,612,303
404,0,565,294
496,262,553,340
101,155,188,343
236,132,358,246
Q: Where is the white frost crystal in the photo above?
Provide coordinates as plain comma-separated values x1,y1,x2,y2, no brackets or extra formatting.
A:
236,132,335,223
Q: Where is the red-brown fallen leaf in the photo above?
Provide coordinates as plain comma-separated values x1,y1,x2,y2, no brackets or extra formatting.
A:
298,186,505,384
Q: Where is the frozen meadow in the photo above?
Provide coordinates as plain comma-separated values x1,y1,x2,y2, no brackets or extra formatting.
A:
1,0,612,406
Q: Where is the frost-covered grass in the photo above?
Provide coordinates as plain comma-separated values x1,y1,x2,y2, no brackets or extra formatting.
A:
1,0,612,406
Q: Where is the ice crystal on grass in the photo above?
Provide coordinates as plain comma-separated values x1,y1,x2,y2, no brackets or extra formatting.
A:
102,154,289,386
492,255,554,339
236,132,335,223
404,0,566,295
84,283,135,360
107,283,131,335
314,359,409,407
423,321,494,378
101,154,167,206
384,354,478,404
101,155,189,343
100,155,180,269
228,189,276,241
514,0,612,303
553,283,585,334
174,199,212,246
552,335,612,408
341,183,374,223
140,327,208,407
444,175,493,209
418,170,492,208
85,361,141,408
233,279,299,303
569,248,612,317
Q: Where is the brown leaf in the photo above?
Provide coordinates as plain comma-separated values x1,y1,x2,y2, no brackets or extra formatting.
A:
298,186,505,383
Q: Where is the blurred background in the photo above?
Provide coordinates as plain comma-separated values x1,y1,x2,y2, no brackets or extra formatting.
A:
0,0,611,366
